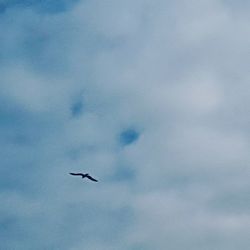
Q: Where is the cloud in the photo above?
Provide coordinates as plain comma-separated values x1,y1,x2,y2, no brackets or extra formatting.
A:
1,0,250,249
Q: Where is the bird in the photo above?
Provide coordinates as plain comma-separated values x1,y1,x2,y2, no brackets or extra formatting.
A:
69,173,98,182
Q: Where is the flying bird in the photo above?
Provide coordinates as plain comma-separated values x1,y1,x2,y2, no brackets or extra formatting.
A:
69,173,98,182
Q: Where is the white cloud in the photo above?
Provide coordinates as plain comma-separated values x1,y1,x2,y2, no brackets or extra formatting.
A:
1,0,250,249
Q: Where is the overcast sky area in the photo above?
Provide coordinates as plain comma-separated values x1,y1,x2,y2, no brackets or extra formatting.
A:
1,0,250,249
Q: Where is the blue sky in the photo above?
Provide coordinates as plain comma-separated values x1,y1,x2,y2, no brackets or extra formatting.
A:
1,0,250,249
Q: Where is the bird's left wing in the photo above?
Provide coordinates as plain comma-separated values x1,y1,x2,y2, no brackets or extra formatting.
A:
69,173,83,176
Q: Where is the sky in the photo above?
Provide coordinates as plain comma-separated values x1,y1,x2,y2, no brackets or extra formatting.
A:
0,0,250,249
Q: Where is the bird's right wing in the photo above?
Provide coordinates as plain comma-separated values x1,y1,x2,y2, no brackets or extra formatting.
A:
87,175,98,182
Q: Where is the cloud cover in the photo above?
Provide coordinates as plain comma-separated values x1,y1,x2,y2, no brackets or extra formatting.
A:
1,0,250,249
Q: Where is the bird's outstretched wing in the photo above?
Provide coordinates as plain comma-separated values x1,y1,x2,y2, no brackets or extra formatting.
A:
86,175,98,182
69,173,84,177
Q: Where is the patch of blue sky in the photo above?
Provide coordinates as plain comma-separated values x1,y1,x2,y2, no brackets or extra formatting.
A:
119,128,140,146
0,101,63,194
71,98,84,117
0,104,58,145
0,0,80,14
0,3,7,13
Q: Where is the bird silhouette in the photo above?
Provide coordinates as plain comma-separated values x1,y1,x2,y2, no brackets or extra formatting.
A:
69,173,98,182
